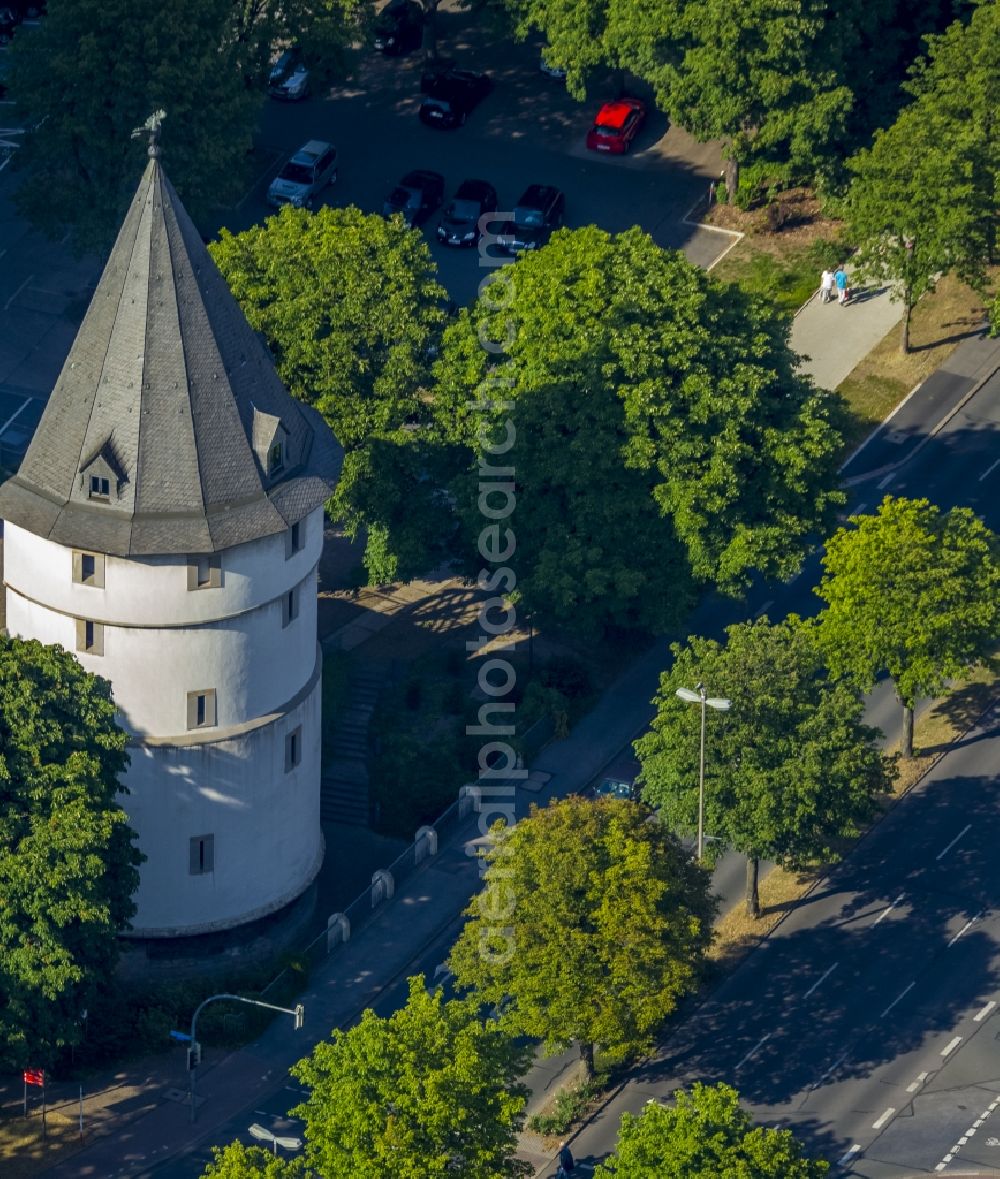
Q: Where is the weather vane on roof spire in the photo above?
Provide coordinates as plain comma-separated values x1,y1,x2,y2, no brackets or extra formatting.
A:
131,110,166,159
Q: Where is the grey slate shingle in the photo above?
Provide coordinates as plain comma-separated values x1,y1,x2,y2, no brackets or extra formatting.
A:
0,159,344,556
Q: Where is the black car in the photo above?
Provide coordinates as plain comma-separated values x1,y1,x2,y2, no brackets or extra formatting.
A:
419,66,492,129
497,185,565,254
436,179,498,247
373,0,423,55
382,169,445,226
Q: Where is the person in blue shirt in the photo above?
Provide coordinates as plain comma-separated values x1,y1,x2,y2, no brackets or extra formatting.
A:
834,263,849,304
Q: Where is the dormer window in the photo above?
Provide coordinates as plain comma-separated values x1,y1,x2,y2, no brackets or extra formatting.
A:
268,441,285,475
89,475,110,500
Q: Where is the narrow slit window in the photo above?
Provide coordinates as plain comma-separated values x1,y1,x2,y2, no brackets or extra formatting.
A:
189,835,214,875
186,689,217,730
285,726,302,772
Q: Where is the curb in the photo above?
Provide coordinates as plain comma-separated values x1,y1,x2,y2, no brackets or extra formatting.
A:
531,687,1000,1178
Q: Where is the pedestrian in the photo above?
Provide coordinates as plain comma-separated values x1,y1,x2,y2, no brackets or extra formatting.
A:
820,267,835,304
558,1142,576,1173
834,263,848,305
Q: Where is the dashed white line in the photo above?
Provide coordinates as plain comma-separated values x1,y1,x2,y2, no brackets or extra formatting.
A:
754,599,774,618
936,823,971,861
948,913,981,946
873,893,905,926
837,1144,861,1167
851,502,868,516
881,981,915,1018
804,962,839,998
974,1000,996,1022
941,1036,962,1057
979,456,1000,482
934,1094,1000,1172
906,1071,929,1093
735,1032,771,1070
872,1106,896,1130
877,472,896,489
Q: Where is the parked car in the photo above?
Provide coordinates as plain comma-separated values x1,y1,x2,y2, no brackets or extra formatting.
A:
592,755,640,800
0,6,19,43
266,140,338,208
539,50,566,80
585,97,647,154
268,47,310,100
373,0,423,55
382,169,445,226
436,178,497,247
497,184,565,253
419,65,492,128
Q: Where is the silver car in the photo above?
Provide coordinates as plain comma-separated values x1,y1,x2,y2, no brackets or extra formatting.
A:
267,140,337,209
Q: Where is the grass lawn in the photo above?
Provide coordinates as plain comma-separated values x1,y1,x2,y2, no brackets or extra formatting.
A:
836,272,989,453
711,232,845,315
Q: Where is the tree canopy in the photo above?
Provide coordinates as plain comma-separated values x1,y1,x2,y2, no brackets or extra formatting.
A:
595,1082,829,1178
288,979,529,1177
816,496,1000,757
845,1,1000,352
447,796,715,1076
8,0,260,251
0,636,142,1069
636,616,890,916
433,226,845,631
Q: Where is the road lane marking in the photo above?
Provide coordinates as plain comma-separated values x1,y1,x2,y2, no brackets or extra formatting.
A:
935,1095,1000,1171
906,1071,929,1093
804,962,839,998
979,457,1000,482
735,1032,771,1070
936,823,971,861
877,472,896,489
941,1036,962,1057
974,1000,996,1022
872,1106,896,1130
754,599,773,618
851,502,867,516
948,912,981,946
3,273,32,311
881,981,915,1018
873,893,905,926
837,1144,861,1167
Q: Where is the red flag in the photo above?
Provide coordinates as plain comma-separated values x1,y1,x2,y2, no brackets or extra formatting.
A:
24,1068,44,1087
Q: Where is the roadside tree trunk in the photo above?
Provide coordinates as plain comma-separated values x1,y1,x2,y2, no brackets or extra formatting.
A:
579,1041,595,1080
745,855,761,919
900,698,914,759
422,0,439,60
900,283,913,354
723,156,739,202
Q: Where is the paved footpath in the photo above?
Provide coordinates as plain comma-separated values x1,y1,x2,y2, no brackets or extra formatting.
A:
791,272,904,392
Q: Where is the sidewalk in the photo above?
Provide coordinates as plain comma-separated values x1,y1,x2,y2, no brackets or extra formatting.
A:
791,274,904,392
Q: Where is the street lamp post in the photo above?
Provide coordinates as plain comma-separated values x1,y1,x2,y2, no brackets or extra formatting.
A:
675,683,731,861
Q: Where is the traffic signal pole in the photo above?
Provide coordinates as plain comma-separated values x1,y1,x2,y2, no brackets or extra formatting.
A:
188,994,305,1123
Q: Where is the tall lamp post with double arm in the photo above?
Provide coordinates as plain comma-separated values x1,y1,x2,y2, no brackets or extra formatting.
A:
675,683,731,861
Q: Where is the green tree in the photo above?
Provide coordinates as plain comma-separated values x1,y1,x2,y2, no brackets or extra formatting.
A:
203,1142,297,1177
433,227,844,631
0,637,142,1069
595,1082,829,1178
845,2,1000,353
636,616,890,917
448,796,715,1078
8,0,260,252
211,206,449,578
287,979,530,1177
816,496,1000,758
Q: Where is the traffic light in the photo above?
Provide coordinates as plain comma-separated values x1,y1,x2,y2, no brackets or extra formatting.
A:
293,1004,305,1031
186,1041,202,1070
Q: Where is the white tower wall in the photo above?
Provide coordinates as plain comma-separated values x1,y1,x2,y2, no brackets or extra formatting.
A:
3,508,327,936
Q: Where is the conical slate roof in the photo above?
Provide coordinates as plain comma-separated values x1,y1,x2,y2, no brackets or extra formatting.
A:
0,157,343,556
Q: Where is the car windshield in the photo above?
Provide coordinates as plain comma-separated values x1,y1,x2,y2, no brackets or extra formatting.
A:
512,207,544,227
592,124,622,136
279,163,314,185
387,187,416,207
446,199,480,221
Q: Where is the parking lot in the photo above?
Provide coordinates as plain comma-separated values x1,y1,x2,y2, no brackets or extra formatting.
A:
0,3,727,434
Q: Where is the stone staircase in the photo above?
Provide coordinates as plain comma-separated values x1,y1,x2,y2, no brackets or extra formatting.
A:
320,661,383,826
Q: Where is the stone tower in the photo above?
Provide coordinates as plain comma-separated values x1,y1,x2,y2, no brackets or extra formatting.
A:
0,140,343,937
